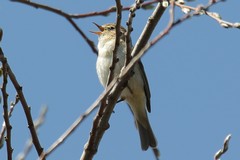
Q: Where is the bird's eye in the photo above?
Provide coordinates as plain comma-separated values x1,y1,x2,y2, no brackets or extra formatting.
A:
107,26,115,31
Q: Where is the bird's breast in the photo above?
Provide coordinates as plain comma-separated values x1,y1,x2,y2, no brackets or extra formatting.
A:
96,41,126,87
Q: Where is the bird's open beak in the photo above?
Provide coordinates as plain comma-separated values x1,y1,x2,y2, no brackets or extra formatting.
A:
90,22,104,35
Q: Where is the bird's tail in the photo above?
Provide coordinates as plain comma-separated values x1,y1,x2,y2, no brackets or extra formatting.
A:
137,120,157,150
137,119,160,159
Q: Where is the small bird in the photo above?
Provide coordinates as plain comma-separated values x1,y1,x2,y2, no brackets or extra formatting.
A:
91,23,159,157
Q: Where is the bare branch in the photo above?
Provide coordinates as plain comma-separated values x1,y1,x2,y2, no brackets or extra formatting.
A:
214,134,231,160
0,48,45,159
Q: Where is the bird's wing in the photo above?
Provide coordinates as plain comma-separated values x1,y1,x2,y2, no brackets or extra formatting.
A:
138,60,151,112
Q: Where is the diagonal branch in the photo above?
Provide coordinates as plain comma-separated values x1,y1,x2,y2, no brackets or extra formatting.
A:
131,1,167,57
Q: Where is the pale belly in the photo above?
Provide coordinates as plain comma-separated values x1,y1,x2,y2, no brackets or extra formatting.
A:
96,55,144,100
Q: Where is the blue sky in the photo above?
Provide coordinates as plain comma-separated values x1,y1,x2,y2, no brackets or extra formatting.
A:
0,0,240,160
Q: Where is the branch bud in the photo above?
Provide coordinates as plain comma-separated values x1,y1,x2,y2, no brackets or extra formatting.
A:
233,22,240,29
162,0,169,8
220,22,229,28
182,8,191,14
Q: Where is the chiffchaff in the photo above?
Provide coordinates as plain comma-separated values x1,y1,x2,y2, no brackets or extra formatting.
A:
92,23,159,157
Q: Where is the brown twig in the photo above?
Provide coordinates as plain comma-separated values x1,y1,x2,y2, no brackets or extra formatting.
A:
106,0,122,86
11,0,159,19
69,0,159,18
0,48,45,159
1,50,13,160
214,134,231,160
125,0,143,67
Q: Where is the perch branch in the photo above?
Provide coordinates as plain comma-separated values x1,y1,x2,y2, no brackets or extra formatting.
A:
106,0,122,86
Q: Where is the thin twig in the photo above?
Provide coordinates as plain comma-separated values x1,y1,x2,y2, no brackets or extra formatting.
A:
214,134,231,160
69,0,159,18
125,0,143,67
11,0,159,19
1,50,13,160
106,0,122,86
